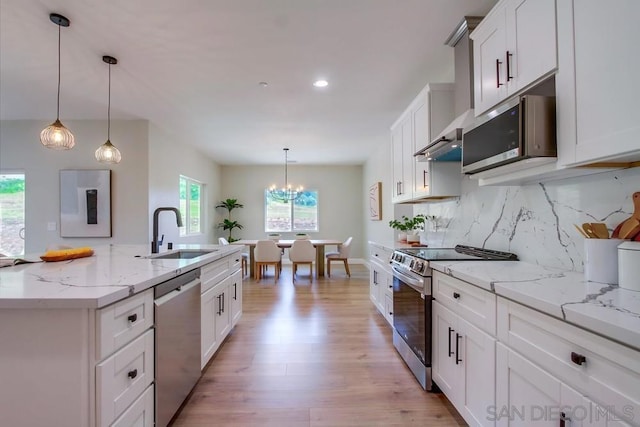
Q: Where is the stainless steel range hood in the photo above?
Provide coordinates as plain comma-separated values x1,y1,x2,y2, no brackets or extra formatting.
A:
415,17,482,162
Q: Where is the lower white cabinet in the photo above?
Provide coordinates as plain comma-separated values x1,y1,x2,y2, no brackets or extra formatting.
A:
111,384,154,427
433,301,497,427
497,297,639,426
369,243,393,325
201,256,242,369
496,343,632,427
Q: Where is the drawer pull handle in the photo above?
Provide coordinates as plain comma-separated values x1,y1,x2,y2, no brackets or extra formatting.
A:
448,327,454,357
127,313,137,323
571,352,586,366
453,292,460,299
127,369,138,379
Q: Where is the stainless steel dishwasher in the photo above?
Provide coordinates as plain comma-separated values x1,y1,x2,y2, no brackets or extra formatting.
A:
154,268,201,427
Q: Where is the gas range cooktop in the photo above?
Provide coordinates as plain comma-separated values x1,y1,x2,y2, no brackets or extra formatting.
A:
391,245,518,276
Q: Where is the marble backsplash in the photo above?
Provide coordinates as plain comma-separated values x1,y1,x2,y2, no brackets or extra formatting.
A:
413,167,640,271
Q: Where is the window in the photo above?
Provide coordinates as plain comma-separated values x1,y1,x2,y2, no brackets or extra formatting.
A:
179,175,203,236
0,173,26,256
265,190,318,232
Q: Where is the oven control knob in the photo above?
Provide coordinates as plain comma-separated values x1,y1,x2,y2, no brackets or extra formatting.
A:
414,261,423,272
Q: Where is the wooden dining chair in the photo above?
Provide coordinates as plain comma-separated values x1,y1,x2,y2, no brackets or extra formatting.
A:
254,240,282,281
288,239,315,282
218,237,248,277
326,237,353,277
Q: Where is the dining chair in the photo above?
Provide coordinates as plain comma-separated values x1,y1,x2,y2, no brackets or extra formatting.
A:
254,240,282,281
326,236,353,277
218,237,248,277
288,239,315,282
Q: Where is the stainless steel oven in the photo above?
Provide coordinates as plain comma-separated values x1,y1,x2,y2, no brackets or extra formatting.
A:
390,245,517,391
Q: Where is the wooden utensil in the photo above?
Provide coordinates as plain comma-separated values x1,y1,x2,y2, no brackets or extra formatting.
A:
612,192,640,239
574,224,590,238
590,223,609,239
582,223,598,238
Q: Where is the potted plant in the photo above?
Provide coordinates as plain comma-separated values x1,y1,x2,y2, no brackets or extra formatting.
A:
268,233,281,241
216,198,244,242
295,233,309,240
389,215,428,242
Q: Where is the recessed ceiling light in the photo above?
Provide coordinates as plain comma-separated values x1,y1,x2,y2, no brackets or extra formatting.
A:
451,144,459,148
313,79,328,88
259,81,268,87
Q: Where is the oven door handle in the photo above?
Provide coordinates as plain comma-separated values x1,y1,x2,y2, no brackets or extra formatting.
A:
391,266,425,295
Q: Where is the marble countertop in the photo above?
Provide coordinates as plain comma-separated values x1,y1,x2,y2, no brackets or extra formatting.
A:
0,244,241,309
430,260,640,351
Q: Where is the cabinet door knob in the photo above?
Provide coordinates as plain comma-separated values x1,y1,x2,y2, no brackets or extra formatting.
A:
453,292,461,299
127,313,137,323
571,352,586,366
127,369,138,379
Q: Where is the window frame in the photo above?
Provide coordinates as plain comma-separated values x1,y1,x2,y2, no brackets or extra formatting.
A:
179,175,204,236
264,189,319,233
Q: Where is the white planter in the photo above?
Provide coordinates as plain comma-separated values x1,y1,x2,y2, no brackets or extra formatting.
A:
406,233,420,243
268,234,280,241
397,232,407,242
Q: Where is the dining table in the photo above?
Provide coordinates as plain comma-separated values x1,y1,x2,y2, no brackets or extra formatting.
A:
231,239,343,278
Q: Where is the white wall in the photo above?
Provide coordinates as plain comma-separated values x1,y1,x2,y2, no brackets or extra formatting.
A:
220,164,364,258
148,124,221,249
362,136,395,246
0,119,149,252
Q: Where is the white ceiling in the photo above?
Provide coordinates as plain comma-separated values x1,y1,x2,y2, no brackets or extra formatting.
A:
0,0,496,165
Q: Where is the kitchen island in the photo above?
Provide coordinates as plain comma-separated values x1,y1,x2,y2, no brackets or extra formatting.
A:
0,244,242,427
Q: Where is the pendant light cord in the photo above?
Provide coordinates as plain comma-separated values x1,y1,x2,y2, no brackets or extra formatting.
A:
56,24,61,120
107,62,111,140
284,149,288,188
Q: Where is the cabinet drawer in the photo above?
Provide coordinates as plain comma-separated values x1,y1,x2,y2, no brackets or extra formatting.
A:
96,329,155,427
110,384,154,427
229,252,242,273
201,258,229,293
370,245,393,264
433,271,496,335
96,289,153,360
497,297,640,425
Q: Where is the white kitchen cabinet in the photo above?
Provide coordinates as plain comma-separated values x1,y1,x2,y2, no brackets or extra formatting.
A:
496,343,633,427
201,255,241,369
0,288,155,427
391,83,456,203
471,0,557,115
433,301,497,427
432,271,498,426
111,384,154,427
497,297,640,426
369,243,393,325
391,114,413,202
556,0,640,166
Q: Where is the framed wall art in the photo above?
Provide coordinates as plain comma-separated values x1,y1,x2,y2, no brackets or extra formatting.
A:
60,169,112,237
369,182,382,221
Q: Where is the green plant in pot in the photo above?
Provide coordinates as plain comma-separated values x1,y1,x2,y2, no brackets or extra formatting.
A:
216,198,244,242
389,215,425,242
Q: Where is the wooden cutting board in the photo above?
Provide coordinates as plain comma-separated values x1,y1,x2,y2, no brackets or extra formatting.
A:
612,191,640,239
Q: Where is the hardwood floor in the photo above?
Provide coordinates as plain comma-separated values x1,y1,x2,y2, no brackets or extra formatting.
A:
171,264,466,427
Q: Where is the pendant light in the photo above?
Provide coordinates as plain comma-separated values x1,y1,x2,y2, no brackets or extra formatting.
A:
95,55,122,164
40,13,75,150
269,148,303,203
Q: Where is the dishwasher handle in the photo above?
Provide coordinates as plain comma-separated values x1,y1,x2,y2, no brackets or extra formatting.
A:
154,268,200,299
154,278,201,306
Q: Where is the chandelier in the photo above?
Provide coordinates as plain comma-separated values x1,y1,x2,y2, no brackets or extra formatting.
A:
269,148,303,203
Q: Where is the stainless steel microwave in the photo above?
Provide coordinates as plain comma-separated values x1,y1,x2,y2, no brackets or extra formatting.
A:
462,95,556,174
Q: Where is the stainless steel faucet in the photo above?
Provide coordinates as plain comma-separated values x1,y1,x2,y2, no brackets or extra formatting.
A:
151,207,183,253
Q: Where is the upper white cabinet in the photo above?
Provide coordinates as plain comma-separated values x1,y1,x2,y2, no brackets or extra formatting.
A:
391,83,458,203
471,0,557,115
556,0,640,166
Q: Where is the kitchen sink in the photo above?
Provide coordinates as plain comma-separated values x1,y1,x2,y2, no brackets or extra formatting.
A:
146,249,217,259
